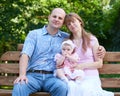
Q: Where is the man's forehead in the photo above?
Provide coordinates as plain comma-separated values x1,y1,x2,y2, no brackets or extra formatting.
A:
51,8,66,15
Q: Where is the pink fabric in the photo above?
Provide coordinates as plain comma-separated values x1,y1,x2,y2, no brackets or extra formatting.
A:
55,53,79,68
55,53,82,79
75,36,99,76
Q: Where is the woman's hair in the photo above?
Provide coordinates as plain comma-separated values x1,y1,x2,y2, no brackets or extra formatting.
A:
64,13,92,52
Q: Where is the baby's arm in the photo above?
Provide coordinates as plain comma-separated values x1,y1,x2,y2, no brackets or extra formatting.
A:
55,54,68,82
66,53,80,63
55,53,65,67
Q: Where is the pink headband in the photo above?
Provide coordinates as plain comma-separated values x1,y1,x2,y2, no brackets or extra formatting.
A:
61,40,75,49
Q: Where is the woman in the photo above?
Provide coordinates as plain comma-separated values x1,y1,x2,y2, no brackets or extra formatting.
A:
64,13,114,96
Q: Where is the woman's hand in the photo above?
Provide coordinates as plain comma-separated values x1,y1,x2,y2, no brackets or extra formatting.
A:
72,63,84,70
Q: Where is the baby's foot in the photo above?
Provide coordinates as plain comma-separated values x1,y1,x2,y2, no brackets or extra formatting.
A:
75,77,82,84
61,77,69,83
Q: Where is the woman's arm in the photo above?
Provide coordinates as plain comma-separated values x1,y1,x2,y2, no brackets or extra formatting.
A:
76,39,103,70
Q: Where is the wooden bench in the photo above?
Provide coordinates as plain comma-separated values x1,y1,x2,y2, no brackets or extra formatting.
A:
0,44,120,96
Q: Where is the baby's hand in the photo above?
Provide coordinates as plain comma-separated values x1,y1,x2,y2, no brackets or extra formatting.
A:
71,63,77,68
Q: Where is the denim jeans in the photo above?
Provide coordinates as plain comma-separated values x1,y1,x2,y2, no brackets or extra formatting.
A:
12,73,68,96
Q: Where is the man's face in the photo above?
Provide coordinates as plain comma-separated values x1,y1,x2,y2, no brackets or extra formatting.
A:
48,8,66,29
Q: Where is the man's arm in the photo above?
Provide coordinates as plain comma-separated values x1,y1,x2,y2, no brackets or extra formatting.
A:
97,45,106,59
14,54,29,84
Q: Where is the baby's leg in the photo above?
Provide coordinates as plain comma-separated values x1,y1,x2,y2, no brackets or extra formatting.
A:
72,70,85,84
56,68,68,83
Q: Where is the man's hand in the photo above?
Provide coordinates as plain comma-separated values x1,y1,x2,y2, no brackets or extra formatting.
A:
14,75,28,84
97,45,106,59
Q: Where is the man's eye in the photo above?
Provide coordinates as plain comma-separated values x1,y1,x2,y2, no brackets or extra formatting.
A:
59,17,63,20
53,16,57,18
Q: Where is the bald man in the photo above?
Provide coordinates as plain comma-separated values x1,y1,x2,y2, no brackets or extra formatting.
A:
12,8,69,96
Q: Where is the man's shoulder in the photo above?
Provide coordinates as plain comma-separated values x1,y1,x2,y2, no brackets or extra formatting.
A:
60,31,69,38
28,28,43,36
30,28,42,33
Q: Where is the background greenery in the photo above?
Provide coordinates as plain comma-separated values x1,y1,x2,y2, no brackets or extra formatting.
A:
0,0,120,56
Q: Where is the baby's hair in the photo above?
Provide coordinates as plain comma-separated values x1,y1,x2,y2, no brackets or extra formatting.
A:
62,39,76,54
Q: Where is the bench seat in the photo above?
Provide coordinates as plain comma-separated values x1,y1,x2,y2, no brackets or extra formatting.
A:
0,48,120,96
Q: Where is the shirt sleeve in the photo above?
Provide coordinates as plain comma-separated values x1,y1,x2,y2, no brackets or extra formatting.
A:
21,30,37,58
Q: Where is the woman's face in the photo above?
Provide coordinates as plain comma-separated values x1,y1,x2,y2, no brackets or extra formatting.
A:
66,18,82,34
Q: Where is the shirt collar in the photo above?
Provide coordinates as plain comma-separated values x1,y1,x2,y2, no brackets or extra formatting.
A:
42,25,62,37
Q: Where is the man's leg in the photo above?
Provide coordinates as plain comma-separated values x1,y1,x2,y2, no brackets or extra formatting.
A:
43,76,68,96
12,73,43,96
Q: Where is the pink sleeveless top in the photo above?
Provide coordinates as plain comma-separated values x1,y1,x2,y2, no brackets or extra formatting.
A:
75,36,99,76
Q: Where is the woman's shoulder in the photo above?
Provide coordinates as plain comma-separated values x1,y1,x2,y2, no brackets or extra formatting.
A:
90,35,98,41
90,35,99,46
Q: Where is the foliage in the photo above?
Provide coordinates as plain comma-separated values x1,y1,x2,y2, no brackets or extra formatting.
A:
99,0,120,51
0,0,120,56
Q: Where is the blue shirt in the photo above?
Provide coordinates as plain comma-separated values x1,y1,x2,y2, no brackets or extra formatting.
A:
21,25,69,71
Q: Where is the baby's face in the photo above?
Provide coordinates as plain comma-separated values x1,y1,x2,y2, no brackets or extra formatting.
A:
62,44,73,56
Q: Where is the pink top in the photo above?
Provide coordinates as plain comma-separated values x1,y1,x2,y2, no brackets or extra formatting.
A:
75,36,99,76
55,53,79,69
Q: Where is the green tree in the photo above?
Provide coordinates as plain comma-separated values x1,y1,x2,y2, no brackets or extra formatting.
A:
0,0,120,56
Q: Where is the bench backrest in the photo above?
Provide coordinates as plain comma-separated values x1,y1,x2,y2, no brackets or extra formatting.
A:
0,44,120,89
99,52,120,88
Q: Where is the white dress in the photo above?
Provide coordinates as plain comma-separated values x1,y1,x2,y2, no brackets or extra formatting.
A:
67,76,114,96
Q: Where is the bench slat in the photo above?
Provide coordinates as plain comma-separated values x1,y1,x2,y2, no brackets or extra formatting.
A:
99,64,120,74
1,76,120,88
0,64,19,73
0,89,119,96
101,78,120,88
103,52,120,62
0,51,20,61
0,76,18,86
1,63,120,74
0,89,50,96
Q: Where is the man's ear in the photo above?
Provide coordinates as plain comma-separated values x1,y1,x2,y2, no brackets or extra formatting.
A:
48,15,50,19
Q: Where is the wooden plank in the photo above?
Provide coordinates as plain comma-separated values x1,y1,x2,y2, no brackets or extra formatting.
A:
103,52,120,62
0,76,18,86
0,89,50,96
0,89,119,96
0,64,19,73
99,64,120,74
0,51,20,61
101,78,120,88
30,92,50,96
1,63,120,74
17,44,23,51
114,92,120,96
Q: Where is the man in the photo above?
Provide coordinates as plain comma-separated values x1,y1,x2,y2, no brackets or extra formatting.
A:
12,8,105,96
